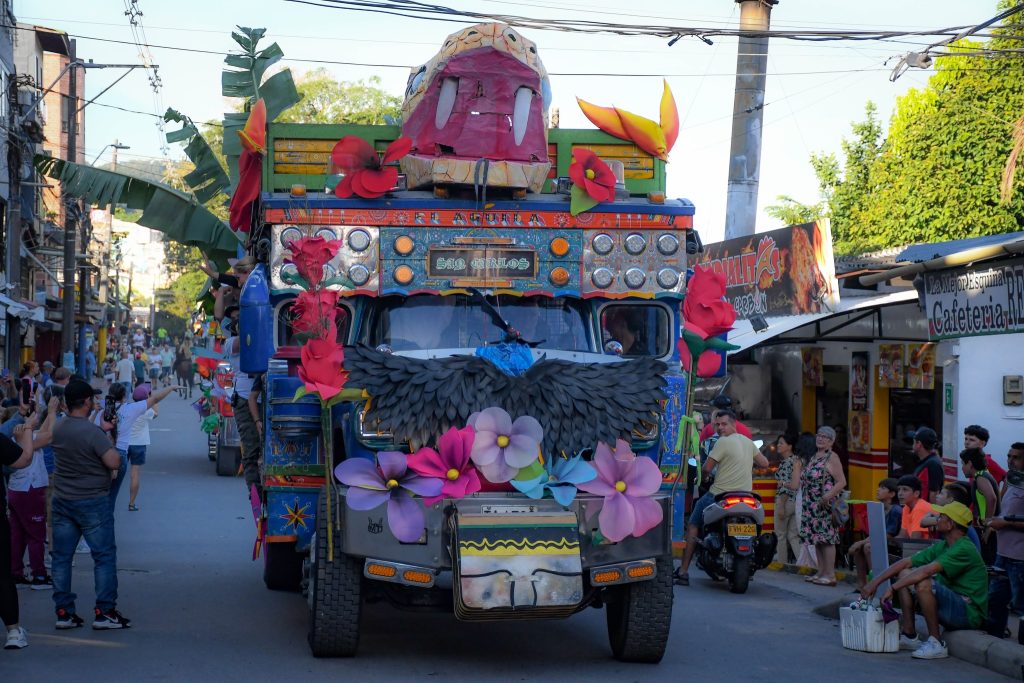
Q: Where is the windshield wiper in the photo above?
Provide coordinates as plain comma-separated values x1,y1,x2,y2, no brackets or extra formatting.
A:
467,288,543,348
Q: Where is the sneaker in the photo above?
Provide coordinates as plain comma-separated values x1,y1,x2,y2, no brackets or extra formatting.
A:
75,539,90,554
4,626,27,650
911,636,948,659
92,608,131,630
55,609,84,630
899,633,922,650
30,575,53,591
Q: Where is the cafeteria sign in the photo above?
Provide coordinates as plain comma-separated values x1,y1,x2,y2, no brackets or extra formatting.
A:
699,221,840,319
922,257,1024,340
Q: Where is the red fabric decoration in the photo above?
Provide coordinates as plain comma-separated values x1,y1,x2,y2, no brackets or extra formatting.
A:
332,136,411,199
285,236,342,289
298,338,348,401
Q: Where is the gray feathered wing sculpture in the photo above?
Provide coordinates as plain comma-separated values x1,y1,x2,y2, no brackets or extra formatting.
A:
344,345,667,455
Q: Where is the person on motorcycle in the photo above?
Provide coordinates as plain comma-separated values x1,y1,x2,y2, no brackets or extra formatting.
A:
676,408,768,586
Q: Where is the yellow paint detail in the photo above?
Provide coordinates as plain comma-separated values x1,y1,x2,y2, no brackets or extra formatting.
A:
275,138,336,152
276,163,331,175
459,537,580,557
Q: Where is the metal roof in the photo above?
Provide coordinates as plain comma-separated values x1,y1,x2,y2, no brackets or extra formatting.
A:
897,231,1024,264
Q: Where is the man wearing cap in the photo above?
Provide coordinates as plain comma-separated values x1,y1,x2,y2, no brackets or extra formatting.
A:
40,361,54,388
861,501,987,660
911,427,945,503
49,379,131,630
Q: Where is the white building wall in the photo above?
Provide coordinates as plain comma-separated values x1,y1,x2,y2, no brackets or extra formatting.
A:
952,333,1024,471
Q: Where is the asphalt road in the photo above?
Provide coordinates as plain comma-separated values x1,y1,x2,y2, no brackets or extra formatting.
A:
4,393,1012,681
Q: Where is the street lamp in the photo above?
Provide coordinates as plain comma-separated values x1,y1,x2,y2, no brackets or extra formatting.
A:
91,141,131,170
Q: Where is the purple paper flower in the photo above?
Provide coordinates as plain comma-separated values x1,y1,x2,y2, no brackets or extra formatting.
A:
407,426,481,505
578,439,663,542
334,451,443,542
468,407,543,483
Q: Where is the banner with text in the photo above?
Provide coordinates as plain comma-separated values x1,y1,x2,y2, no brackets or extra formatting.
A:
699,221,840,319
923,257,1024,340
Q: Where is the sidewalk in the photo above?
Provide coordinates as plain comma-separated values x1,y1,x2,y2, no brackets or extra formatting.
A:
763,562,1024,679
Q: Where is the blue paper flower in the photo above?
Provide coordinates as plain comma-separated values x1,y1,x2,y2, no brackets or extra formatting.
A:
511,453,597,507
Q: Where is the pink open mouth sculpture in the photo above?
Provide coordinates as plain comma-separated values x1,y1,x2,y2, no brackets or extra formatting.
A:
400,22,552,193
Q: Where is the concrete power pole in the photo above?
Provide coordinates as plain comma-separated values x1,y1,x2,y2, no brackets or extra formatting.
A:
60,41,78,363
724,0,778,241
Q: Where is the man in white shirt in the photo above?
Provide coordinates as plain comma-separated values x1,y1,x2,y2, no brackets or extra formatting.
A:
115,355,135,394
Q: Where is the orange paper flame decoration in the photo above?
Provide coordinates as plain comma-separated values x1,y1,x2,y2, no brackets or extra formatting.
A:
238,98,267,154
576,80,679,161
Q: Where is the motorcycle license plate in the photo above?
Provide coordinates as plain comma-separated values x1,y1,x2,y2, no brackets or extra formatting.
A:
727,523,756,536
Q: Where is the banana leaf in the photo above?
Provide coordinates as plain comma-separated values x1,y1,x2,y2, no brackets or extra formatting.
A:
222,25,300,116
163,108,230,203
35,155,240,260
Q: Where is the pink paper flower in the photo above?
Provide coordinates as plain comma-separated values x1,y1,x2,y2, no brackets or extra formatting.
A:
407,426,481,505
578,439,663,542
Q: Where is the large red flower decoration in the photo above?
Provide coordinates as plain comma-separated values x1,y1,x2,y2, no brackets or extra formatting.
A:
332,135,412,199
291,289,339,340
298,338,348,401
285,235,342,289
569,148,616,202
679,266,738,378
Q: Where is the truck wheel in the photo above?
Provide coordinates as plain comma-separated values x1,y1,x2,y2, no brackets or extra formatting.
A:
729,557,751,594
207,433,217,462
606,555,674,663
308,485,362,657
215,444,240,477
263,541,303,592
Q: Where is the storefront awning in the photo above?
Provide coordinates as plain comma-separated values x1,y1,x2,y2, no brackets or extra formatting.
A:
727,289,920,354
0,294,45,322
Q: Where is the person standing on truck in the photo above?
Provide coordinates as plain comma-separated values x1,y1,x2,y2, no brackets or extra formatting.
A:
224,331,262,497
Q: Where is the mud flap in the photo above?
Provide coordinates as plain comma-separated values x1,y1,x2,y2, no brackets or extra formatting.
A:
451,511,584,620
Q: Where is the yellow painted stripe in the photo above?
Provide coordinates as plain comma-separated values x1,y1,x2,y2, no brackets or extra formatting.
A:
572,143,654,160
276,163,330,174
274,151,331,164
275,139,336,152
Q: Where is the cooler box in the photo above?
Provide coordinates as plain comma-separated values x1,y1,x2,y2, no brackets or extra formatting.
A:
839,606,898,653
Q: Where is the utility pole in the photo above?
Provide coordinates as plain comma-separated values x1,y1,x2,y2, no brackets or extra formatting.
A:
61,40,78,365
724,0,778,241
111,139,120,171
6,71,23,370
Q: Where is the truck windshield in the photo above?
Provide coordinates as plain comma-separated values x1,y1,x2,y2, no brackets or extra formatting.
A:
370,295,591,352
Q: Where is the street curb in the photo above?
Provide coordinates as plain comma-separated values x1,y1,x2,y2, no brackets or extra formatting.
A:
764,562,1024,678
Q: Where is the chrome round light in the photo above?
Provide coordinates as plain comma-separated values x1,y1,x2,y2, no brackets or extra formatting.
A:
347,229,371,252
315,227,337,241
592,233,614,255
591,268,614,289
624,268,647,289
322,262,337,281
349,264,370,286
280,226,302,247
656,233,680,255
624,233,646,255
657,268,680,289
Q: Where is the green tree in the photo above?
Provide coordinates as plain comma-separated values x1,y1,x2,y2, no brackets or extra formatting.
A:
164,270,208,322
813,9,1024,254
277,70,401,124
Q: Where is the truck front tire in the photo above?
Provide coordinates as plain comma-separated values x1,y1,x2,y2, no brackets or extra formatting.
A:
308,485,362,657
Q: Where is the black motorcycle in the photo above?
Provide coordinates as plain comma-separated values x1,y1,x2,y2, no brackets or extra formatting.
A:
695,491,777,593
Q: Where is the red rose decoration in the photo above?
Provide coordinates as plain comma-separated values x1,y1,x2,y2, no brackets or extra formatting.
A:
682,266,735,338
332,135,412,200
298,338,348,401
285,235,342,289
291,289,339,340
568,148,616,203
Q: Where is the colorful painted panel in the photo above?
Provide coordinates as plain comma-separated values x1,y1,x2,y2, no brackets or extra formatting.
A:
455,512,583,610
380,227,581,296
266,487,319,549
265,433,319,468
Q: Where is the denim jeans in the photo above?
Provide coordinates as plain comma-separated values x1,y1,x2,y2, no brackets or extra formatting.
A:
51,496,118,613
108,449,129,513
995,555,1024,613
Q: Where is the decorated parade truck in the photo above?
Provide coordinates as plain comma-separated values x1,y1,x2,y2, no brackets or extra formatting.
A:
232,22,738,663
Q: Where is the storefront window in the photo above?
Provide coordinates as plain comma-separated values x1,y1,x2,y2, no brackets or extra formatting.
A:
276,301,351,346
600,304,671,357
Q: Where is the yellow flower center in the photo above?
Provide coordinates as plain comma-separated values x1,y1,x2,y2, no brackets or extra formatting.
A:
614,481,627,493
446,468,461,481
585,168,596,180
496,435,510,448
386,479,399,490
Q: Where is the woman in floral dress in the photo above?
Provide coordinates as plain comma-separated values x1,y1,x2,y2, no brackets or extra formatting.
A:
799,426,847,586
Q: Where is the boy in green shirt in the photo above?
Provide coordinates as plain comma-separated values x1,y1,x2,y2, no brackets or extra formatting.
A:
861,501,987,660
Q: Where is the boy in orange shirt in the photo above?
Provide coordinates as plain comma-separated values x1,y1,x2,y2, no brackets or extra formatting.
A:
897,475,933,539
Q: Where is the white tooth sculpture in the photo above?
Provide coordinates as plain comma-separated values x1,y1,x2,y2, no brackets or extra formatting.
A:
435,77,459,130
513,87,533,145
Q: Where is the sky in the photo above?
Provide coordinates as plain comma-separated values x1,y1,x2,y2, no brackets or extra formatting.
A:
15,0,1005,244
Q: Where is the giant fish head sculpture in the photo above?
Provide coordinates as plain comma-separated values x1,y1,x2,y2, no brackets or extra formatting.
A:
400,23,553,193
